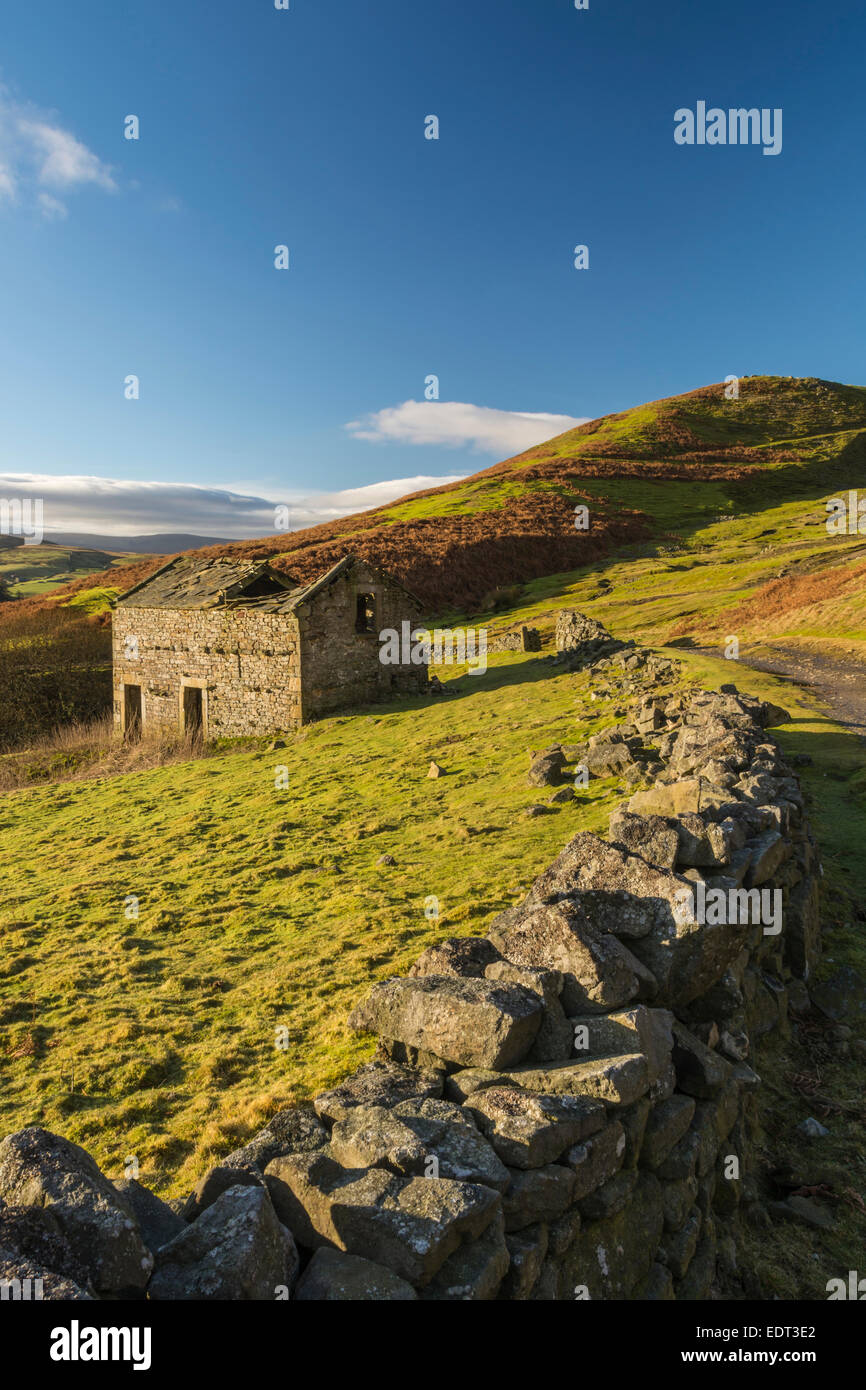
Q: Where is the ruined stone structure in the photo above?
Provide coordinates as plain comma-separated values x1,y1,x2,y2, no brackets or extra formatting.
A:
487,626,542,654
0,679,826,1301
111,553,427,739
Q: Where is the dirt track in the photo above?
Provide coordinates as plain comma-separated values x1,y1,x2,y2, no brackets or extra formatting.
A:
734,644,866,740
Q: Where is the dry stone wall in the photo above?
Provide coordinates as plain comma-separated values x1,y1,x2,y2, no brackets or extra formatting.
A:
0,680,822,1301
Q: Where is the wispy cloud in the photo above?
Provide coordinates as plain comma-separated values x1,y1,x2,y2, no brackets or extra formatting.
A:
0,472,466,541
0,86,115,219
346,399,589,456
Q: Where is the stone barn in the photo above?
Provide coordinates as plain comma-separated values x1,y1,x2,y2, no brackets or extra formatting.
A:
112,553,428,739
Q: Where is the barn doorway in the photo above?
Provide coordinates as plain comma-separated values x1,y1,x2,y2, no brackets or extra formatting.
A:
124,684,142,739
182,685,203,739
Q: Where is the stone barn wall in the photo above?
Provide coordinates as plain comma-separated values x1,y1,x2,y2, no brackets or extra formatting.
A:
111,606,302,738
297,561,427,720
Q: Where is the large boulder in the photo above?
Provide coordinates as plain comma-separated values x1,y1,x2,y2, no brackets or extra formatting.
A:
329,1104,509,1191
180,1165,262,1222
0,1129,152,1296
294,1247,417,1301
560,1171,664,1299
463,1087,604,1169
514,832,694,941
489,900,654,1014
501,1054,650,1107
0,1251,92,1301
264,1152,499,1287
484,959,574,1063
556,611,613,652
419,1208,510,1301
348,975,544,1070
0,1203,91,1292
639,1095,696,1170
568,1005,674,1093
409,937,500,979
114,1179,184,1251
528,748,568,788
609,810,679,870
314,1061,443,1125
562,1119,626,1200
149,1184,298,1300
501,1165,576,1232
222,1105,329,1172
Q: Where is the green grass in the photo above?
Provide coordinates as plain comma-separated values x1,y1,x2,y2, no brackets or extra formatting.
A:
0,650,655,1194
61,586,123,614
0,545,139,599
437,488,865,650
2,631,864,1221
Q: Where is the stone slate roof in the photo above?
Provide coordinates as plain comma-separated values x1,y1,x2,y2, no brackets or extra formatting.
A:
114,552,424,613
114,556,298,611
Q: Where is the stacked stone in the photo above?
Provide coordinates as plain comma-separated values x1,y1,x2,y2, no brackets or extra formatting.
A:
0,685,820,1300
488,627,542,654
553,610,627,669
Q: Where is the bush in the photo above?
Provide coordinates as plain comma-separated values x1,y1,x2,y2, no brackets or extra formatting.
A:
480,583,524,613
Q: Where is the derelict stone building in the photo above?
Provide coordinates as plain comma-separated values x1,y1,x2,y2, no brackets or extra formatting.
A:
112,553,427,739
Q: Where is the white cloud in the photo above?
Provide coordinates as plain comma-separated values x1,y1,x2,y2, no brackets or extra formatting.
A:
0,161,15,201
0,87,115,218
36,192,67,221
0,472,467,541
18,118,115,191
346,399,589,456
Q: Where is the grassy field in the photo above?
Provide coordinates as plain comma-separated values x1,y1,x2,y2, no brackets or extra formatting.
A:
0,648,637,1194
462,489,866,650
0,543,137,598
2,632,864,1210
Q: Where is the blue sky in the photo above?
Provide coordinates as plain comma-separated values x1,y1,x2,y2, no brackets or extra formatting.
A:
0,0,864,537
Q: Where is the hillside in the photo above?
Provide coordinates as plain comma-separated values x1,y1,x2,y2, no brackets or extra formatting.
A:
8,374,866,620
0,539,139,598
1,374,863,754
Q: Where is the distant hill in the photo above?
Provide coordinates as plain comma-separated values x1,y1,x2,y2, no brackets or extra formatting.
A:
18,374,866,614
48,532,233,554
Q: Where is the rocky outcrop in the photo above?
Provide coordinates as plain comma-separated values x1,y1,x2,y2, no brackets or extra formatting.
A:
0,679,822,1302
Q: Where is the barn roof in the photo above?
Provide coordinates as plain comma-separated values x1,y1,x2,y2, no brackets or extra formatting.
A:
113,555,298,610
114,552,423,613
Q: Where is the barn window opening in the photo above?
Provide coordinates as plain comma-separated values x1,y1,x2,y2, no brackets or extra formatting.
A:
355,593,377,634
